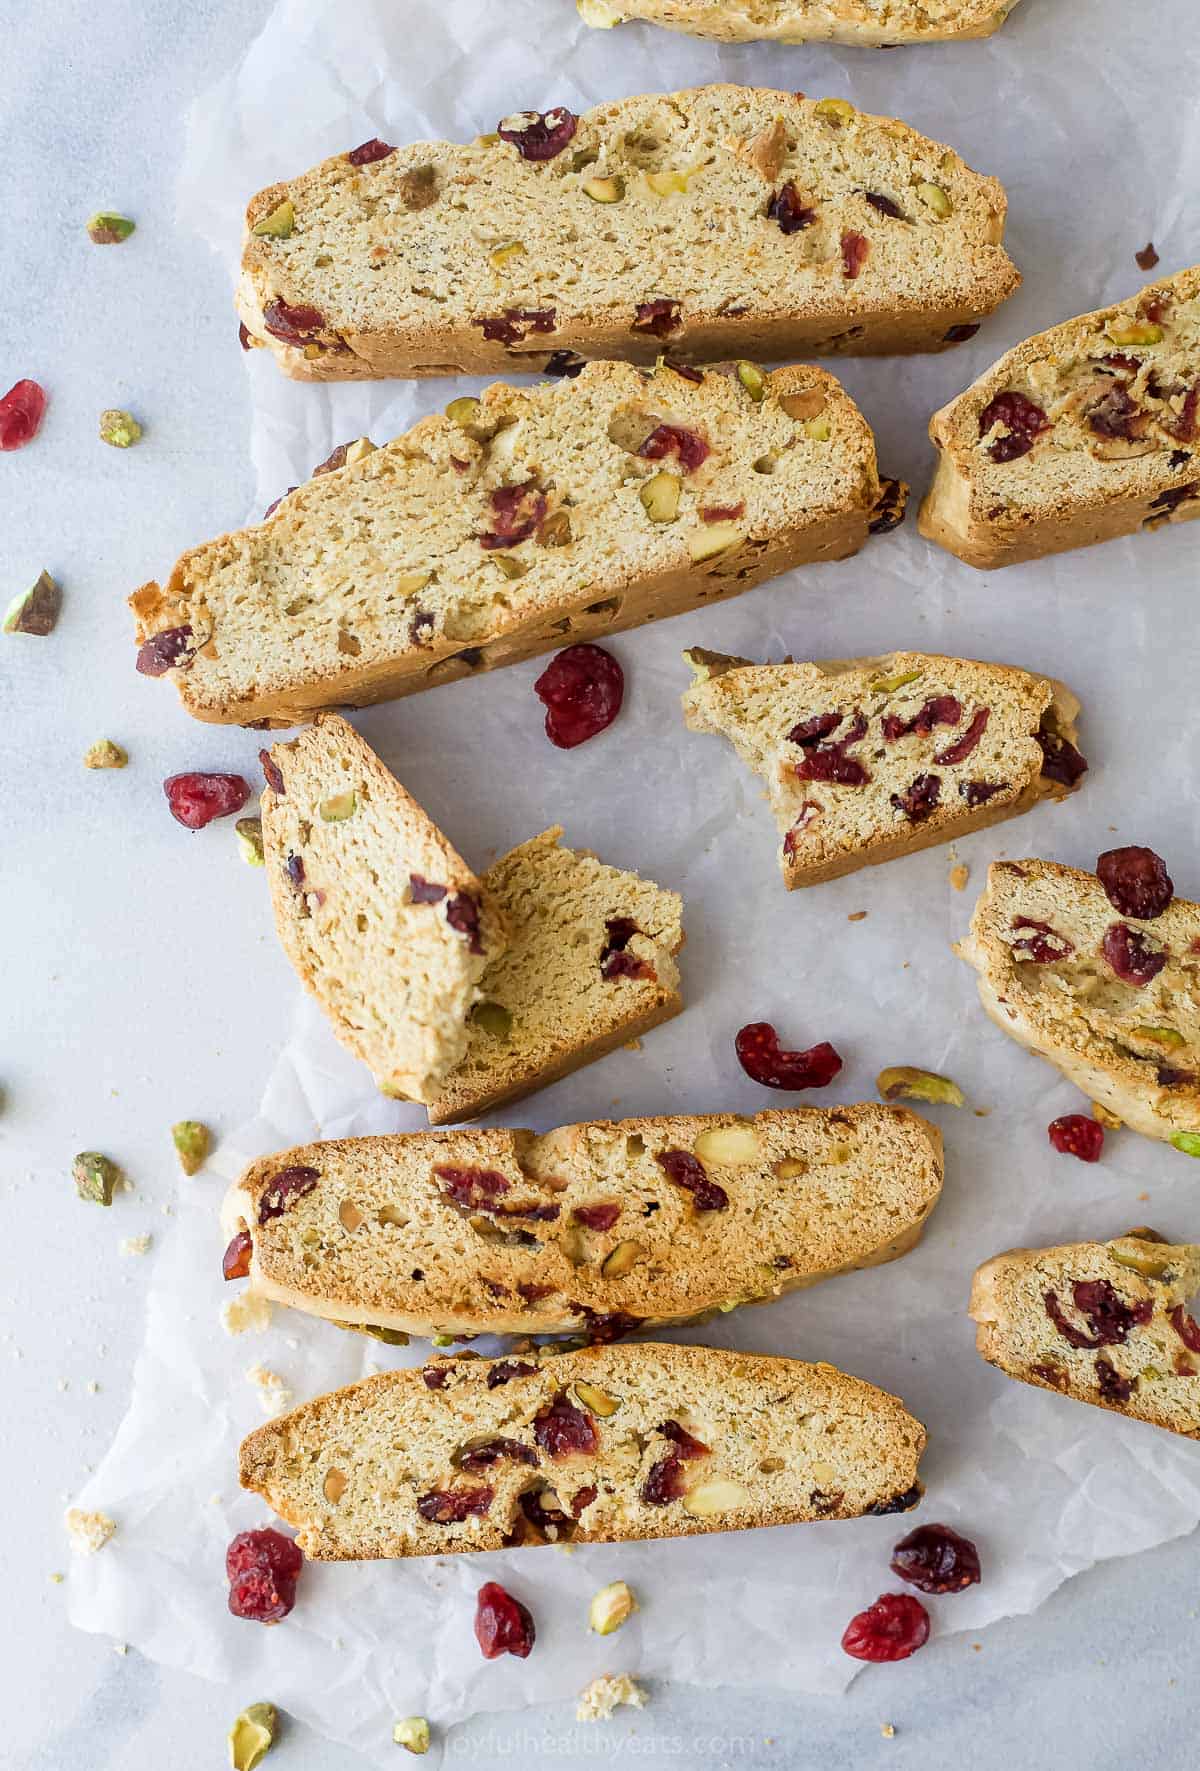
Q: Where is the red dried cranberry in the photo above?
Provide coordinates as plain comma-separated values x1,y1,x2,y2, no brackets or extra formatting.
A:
1096,847,1173,919
1158,1066,1196,1086
263,488,297,520
226,1528,303,1624
475,308,557,344
869,477,907,534
944,323,981,344
642,1451,687,1505
518,1489,572,1537
435,1165,510,1213
863,191,904,218
239,322,254,351
422,1366,449,1389
136,624,198,677
1170,1306,1200,1351
259,748,284,794
787,711,843,748
882,696,962,743
533,643,624,748
222,1229,253,1280
533,1390,599,1460
263,299,328,345
574,1202,621,1232
516,1280,556,1302
258,1165,320,1223
476,1581,536,1658
662,357,704,384
890,1524,981,1594
417,1485,494,1524
935,707,990,765
637,423,710,473
890,774,941,823
285,851,305,889
1152,482,1200,515
1031,1361,1068,1390
0,379,47,451
842,1593,930,1662
486,1359,537,1389
1044,1279,1152,1349
1095,1356,1134,1403
1037,723,1089,787
409,874,447,904
1047,1114,1104,1162
480,481,548,550
867,1484,924,1517
960,779,1007,807
1010,917,1073,964
655,1148,728,1212
497,108,577,162
978,391,1050,463
841,231,869,279
573,1304,643,1343
1136,242,1160,270
1088,383,1142,440
1167,385,1199,444
701,500,747,523
660,1419,709,1458
783,801,823,855
572,1484,598,1517
768,182,816,234
543,349,587,378
446,891,484,953
163,772,251,830
1102,922,1168,987
346,137,396,166
795,743,870,787
599,915,653,980
459,1437,538,1473
632,299,683,338
735,1022,843,1091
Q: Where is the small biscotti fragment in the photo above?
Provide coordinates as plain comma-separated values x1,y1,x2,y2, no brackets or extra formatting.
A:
259,715,506,1104
579,0,1021,45
220,1103,943,1338
957,858,1200,1145
238,1342,927,1559
130,360,877,728
236,86,1018,381
426,828,684,1123
971,1232,1200,1438
682,650,1086,888
919,263,1200,567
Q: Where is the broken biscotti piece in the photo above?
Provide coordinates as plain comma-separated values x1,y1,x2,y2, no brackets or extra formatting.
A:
130,359,878,728
578,0,1021,46
220,1104,944,1339
238,1342,927,1558
681,650,1086,888
919,263,1200,567
956,858,1200,1146
970,1232,1200,1439
236,86,1019,381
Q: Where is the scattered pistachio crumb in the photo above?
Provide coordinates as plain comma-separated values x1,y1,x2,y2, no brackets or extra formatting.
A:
236,816,265,865
622,1036,643,1052
848,910,868,922
949,863,970,892
119,1233,152,1257
84,739,128,770
392,1716,431,1754
64,1507,116,1554
99,408,142,448
86,1380,99,1395
73,1151,123,1206
86,211,136,244
576,1674,647,1723
49,1571,65,1584
171,1119,211,1175
222,1292,274,1336
589,1580,638,1635
3,570,61,636
881,1722,896,1739
246,1364,293,1417
228,1703,278,1771
113,1642,128,1656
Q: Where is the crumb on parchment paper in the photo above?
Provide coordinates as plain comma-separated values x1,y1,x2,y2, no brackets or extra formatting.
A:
246,1364,293,1417
576,1674,647,1723
64,1507,116,1554
222,1293,274,1336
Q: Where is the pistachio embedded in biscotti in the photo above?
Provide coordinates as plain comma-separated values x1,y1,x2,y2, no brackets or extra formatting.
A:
639,471,681,523
682,1477,751,1516
687,521,743,561
252,200,295,239
693,1122,762,1165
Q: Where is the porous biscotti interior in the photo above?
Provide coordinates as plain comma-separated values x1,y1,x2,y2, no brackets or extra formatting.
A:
579,0,1016,45
238,1342,926,1558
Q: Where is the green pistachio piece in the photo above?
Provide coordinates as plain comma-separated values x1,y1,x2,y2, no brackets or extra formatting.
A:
1171,1131,1200,1157
445,396,482,429
83,739,127,769
583,175,625,203
432,1333,456,1347
252,199,295,239
1110,1242,1172,1281
393,1717,431,1755
171,1120,211,1176
876,1066,965,1108
736,361,766,402
73,1151,123,1206
318,791,357,822
228,1702,278,1771
640,472,681,524
99,409,142,448
588,1580,638,1635
4,570,61,636
682,645,753,683
86,211,136,244
869,668,923,693
916,183,952,218
1134,1025,1186,1049
336,1321,411,1346
236,817,265,866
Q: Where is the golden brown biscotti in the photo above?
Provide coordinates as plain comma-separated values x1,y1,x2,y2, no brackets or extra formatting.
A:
238,1342,927,1558
919,264,1200,567
578,0,1021,45
220,1104,944,1338
681,650,1086,888
130,359,878,728
956,858,1200,1146
235,86,1019,380
970,1232,1200,1439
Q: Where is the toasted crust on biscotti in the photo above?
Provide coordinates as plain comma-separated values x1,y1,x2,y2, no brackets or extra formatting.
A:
236,86,1018,380
238,1341,927,1559
579,0,1020,45
129,360,878,728
956,858,1200,1145
681,650,1085,888
919,264,1200,567
970,1232,1200,1438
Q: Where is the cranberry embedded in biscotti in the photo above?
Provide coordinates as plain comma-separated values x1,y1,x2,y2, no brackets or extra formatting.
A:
1096,846,1174,919
497,108,577,162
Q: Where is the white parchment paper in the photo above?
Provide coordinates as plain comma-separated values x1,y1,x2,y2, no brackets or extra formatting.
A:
69,0,1200,1760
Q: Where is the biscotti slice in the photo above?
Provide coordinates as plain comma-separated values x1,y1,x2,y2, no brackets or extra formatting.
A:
681,649,1086,888
956,858,1200,1146
130,359,878,728
221,1104,944,1338
239,1342,926,1558
259,715,507,1104
970,1231,1200,1439
579,0,1020,46
236,86,1019,381
919,264,1200,567
426,829,684,1124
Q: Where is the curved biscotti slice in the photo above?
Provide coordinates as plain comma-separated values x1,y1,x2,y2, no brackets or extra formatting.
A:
130,360,877,728
971,1232,1200,1439
260,715,507,1104
427,829,684,1124
956,859,1200,1145
579,0,1019,45
919,264,1200,567
682,649,1086,888
239,1343,927,1558
221,1104,943,1338
236,86,1018,381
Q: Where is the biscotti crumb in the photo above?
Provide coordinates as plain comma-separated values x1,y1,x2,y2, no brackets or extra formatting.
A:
64,1507,116,1554
576,1674,647,1723
119,1233,152,1257
881,1722,897,1739
950,863,970,892
246,1364,293,1417
222,1293,274,1336
848,910,868,922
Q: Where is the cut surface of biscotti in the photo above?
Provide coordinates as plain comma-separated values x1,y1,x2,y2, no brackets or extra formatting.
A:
681,650,1086,888
426,828,684,1124
130,359,878,728
221,1104,944,1338
578,0,1020,45
919,264,1200,567
235,86,1019,381
259,715,507,1103
238,1342,927,1559
970,1232,1200,1439
957,859,1200,1146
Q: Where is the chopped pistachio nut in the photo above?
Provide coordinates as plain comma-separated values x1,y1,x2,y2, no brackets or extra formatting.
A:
489,240,526,271
1110,1242,1172,1281
876,1066,965,1108
688,522,743,561
1134,1025,1186,1049
600,1240,645,1278
779,389,827,423
337,1321,411,1346
252,199,295,239
1171,1131,1200,1157
736,361,766,402
83,739,128,770
236,817,265,865
392,1717,431,1755
574,1380,621,1417
589,1579,638,1636
171,1120,211,1176
73,1151,123,1206
682,645,753,683
584,176,625,203
431,1333,456,1347
4,569,61,636
228,1702,278,1771
99,408,142,448
640,472,681,523
318,791,357,822
1107,320,1162,346
814,97,855,124
445,396,482,430
86,211,136,244
803,415,832,442
644,169,690,196
869,668,923,693
916,183,952,217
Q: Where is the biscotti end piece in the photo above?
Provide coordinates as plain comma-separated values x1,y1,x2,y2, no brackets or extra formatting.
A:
580,0,1019,45
919,264,1200,568
130,359,877,729
220,1103,943,1338
236,86,1018,382
238,1342,927,1559
957,858,1200,1145
259,714,506,1103
682,650,1086,888
971,1233,1200,1439
426,828,684,1124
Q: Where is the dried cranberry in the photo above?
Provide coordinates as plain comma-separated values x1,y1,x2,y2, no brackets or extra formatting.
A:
533,1390,599,1460
1095,1356,1133,1403
869,477,907,534
642,1452,687,1505
475,309,556,344
516,1280,556,1302
476,1581,536,1658
258,1165,320,1223
795,744,870,787
1152,482,1200,515
574,1202,621,1232
226,1528,303,1624
1031,1361,1068,1390
890,774,942,823
263,488,297,520
599,916,652,981
890,1524,981,1594
662,357,703,384
239,322,254,351
787,711,843,747
312,441,354,476
1136,242,1160,270
409,874,447,904
882,696,962,743
767,182,816,234
285,852,305,889
136,624,198,677
497,108,577,162
783,802,823,855
863,191,904,218
1096,847,1173,919
1102,922,1168,987
960,780,1007,807
446,891,484,953
533,643,624,748
1158,1066,1196,1086
163,772,251,830
655,1148,728,1212
632,299,683,338
222,1229,252,1280
486,1360,537,1389
435,1165,510,1213
1170,1306,1200,1351
978,390,1050,463
841,231,869,279
1044,1279,1152,1349
346,137,396,166
1047,1114,1104,1162
543,350,587,378
518,1489,573,1537
573,1303,643,1343
422,1366,449,1389
1167,385,1199,444
935,707,990,765
1088,383,1142,440
1010,917,1073,964
735,1022,843,1092
1037,723,1089,787
637,423,710,473
841,1593,929,1662
417,1485,494,1524
0,379,47,451
259,748,284,794
263,299,327,345
660,1419,709,1458
480,481,548,550
867,1484,924,1517
572,1484,598,1517
944,323,981,344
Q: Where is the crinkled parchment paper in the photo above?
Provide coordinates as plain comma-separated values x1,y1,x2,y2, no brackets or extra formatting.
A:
69,0,1200,1760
